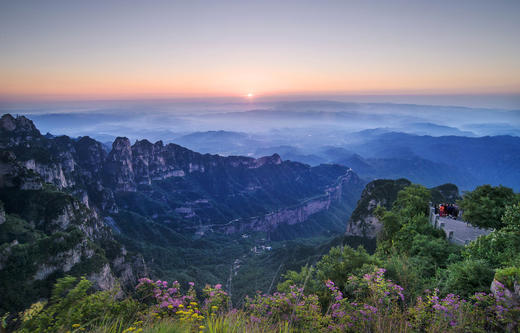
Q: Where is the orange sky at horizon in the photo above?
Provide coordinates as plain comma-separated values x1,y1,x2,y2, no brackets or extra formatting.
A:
2,64,519,101
1,1,519,101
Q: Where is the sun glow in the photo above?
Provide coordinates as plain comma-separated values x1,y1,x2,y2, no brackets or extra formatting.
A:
246,93,254,98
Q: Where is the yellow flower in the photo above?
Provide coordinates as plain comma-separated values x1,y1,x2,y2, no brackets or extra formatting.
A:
168,304,173,309
72,324,81,328
178,304,184,308
199,325,205,329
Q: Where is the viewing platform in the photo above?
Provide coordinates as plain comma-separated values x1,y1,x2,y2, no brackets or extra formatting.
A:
429,206,492,245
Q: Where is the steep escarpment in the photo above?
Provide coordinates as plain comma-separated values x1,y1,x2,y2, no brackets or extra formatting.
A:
0,114,118,211
218,170,362,235
0,186,146,314
346,179,412,238
0,128,146,313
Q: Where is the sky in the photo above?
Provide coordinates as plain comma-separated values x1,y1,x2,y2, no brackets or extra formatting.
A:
1,0,519,102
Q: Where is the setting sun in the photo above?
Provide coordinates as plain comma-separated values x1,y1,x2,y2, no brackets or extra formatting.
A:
247,93,254,98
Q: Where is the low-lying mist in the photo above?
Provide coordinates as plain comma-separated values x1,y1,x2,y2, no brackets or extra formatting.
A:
1,98,519,191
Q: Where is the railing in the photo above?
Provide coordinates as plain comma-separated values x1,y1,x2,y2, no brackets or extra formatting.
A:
428,203,491,245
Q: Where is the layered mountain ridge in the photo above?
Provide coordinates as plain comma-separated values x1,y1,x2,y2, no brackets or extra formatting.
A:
0,114,364,236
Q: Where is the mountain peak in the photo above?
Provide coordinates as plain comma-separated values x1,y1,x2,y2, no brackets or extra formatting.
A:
254,153,282,168
112,137,132,152
0,114,40,135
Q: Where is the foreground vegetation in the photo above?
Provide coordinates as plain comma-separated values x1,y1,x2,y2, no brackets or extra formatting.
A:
4,184,520,332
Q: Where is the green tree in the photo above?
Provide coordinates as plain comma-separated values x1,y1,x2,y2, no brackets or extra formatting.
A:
501,201,520,232
464,230,520,267
278,245,378,306
458,185,518,229
442,259,495,297
392,184,431,219
17,276,141,332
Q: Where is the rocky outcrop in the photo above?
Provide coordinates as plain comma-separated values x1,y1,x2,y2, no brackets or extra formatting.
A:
104,137,136,191
346,179,411,238
33,241,93,280
0,145,145,312
430,183,460,204
491,279,520,306
0,114,40,143
219,194,333,234
211,170,362,234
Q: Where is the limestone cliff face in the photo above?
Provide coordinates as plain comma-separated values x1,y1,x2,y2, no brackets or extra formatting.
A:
0,139,146,312
104,137,136,191
0,114,41,145
212,170,362,234
0,115,118,210
109,138,284,189
346,179,411,238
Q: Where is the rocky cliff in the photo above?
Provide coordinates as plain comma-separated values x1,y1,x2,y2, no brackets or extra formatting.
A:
214,170,362,234
0,117,148,313
346,179,411,238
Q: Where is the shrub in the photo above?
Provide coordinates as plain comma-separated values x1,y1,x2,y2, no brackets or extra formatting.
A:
495,267,520,290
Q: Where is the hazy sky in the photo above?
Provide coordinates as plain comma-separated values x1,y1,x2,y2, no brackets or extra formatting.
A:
1,0,519,100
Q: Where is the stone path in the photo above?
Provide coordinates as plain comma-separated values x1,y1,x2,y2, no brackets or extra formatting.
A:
429,207,492,245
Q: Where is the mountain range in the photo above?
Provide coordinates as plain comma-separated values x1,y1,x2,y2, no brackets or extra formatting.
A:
0,114,366,312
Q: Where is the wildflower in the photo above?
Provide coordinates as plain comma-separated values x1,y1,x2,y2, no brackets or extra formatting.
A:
72,324,81,328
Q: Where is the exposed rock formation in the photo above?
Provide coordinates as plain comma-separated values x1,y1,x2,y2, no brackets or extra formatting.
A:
0,129,147,312
346,179,411,238
217,170,362,234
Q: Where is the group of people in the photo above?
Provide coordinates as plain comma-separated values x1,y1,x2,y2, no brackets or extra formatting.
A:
436,203,460,219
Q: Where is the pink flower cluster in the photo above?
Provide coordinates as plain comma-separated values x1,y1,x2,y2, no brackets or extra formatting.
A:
136,278,197,315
